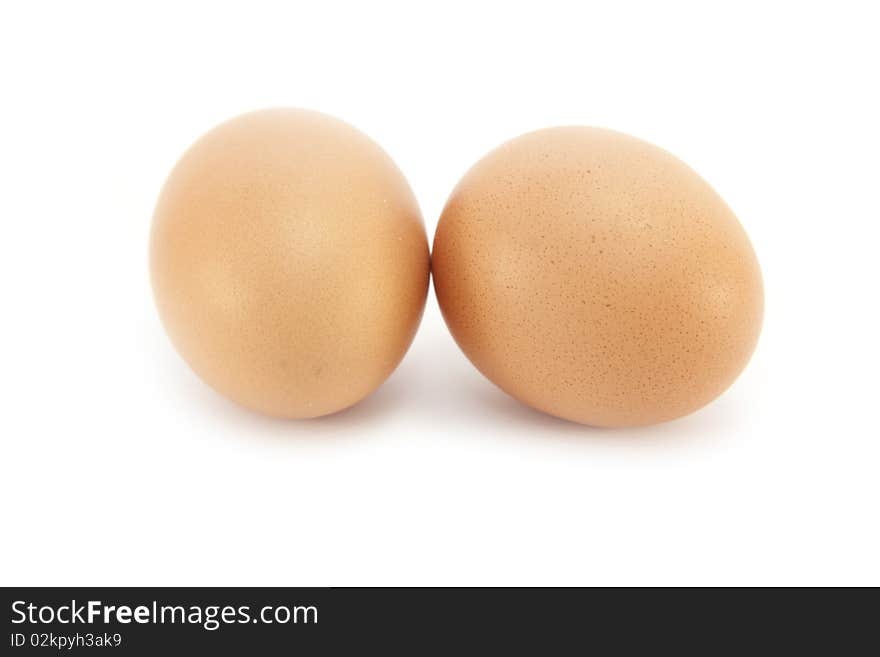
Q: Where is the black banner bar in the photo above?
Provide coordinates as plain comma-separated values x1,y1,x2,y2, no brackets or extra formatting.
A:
2,587,875,653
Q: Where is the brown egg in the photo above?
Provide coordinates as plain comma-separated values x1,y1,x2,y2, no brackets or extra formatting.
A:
151,109,429,418
433,127,763,427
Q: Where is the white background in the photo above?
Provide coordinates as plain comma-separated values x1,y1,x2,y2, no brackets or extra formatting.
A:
2,1,878,586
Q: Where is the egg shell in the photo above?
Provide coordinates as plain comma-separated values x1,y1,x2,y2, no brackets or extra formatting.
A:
432,127,763,427
151,109,430,418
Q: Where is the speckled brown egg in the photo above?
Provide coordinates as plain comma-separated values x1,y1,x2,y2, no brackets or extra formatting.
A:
151,109,429,418
432,127,763,427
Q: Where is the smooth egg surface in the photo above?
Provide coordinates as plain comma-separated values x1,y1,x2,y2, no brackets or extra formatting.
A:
151,109,430,418
432,127,763,427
